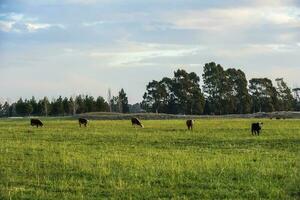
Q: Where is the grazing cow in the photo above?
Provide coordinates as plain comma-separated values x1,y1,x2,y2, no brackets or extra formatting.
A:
78,118,88,127
30,119,43,128
131,117,144,128
186,119,194,130
251,122,263,135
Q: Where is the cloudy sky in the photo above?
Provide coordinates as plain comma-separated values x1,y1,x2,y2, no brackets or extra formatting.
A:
0,0,299,103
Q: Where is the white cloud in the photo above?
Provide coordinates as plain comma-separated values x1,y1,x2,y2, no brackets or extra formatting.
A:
82,20,106,26
248,43,299,52
25,23,51,32
251,0,296,7
25,23,65,32
165,7,300,31
207,43,299,60
0,20,15,32
0,12,65,33
88,41,205,66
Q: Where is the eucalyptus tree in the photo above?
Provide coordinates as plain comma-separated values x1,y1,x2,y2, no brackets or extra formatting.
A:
275,78,294,111
225,68,251,114
202,62,227,114
249,78,278,112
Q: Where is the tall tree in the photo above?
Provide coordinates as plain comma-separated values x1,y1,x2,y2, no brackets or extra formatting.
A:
95,96,109,112
142,80,168,113
29,96,38,115
275,78,294,111
110,96,120,112
172,69,205,114
142,69,205,114
62,97,70,115
225,68,251,114
15,98,24,116
50,96,64,115
118,89,129,113
160,77,177,114
84,95,95,113
15,98,33,116
202,62,227,114
76,95,86,114
36,100,43,116
249,78,278,112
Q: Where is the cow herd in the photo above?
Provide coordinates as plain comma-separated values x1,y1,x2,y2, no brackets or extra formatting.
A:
30,117,263,135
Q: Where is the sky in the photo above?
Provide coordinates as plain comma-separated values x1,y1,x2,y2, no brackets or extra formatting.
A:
0,0,300,104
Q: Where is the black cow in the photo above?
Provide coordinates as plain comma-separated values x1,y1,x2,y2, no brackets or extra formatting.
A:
78,118,88,127
30,119,43,128
186,119,194,130
131,117,144,128
251,122,263,135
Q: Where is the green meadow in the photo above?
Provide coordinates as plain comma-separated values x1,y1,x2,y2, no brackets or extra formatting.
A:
0,119,299,199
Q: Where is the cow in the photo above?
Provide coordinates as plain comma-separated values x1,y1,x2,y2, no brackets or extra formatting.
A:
78,118,88,127
30,119,43,128
131,117,144,128
251,122,263,135
186,119,194,130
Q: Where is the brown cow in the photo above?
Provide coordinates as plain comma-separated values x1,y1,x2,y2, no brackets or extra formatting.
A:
30,119,43,128
78,118,88,127
131,117,144,128
186,119,194,130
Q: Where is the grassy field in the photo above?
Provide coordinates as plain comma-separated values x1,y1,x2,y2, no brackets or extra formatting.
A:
0,118,299,199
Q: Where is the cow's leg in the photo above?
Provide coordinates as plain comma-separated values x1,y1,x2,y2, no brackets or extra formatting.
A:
84,123,87,127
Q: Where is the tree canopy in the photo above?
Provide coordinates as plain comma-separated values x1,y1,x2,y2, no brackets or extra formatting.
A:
0,62,298,117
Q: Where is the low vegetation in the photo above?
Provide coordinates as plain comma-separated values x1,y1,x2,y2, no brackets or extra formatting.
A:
0,118,299,199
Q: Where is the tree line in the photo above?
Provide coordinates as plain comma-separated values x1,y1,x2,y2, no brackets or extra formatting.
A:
1,62,300,117
142,62,300,114
0,89,132,117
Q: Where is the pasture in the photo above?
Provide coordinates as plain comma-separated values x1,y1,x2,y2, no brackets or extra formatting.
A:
0,118,299,199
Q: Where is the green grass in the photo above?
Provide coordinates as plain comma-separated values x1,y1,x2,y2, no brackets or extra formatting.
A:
0,118,299,199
